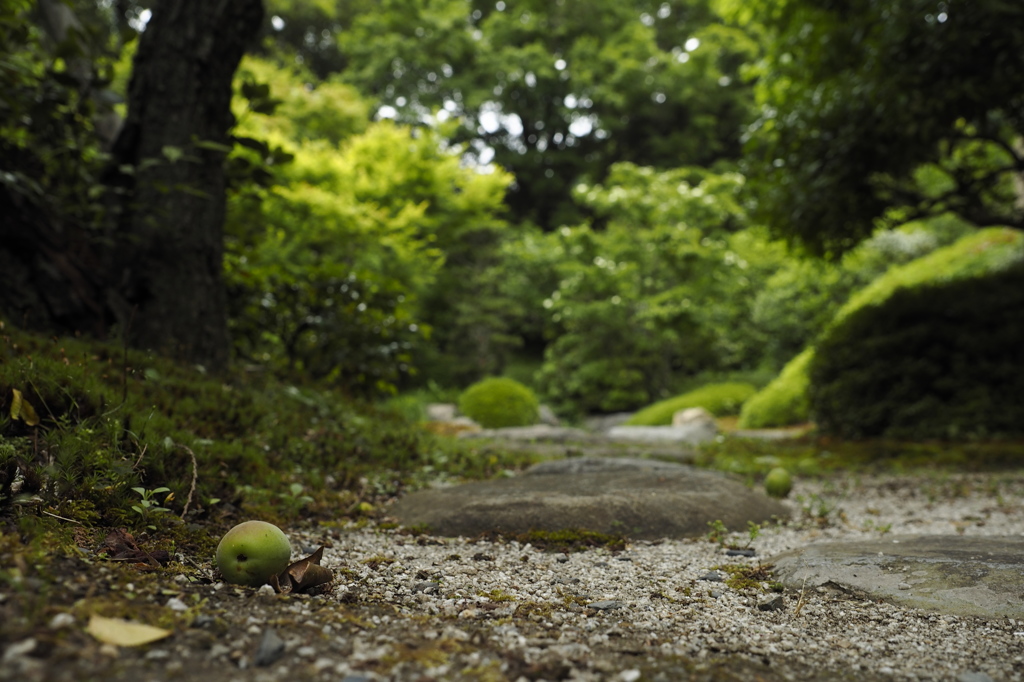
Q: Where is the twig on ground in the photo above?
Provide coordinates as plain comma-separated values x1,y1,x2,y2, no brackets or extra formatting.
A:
42,509,82,524
794,577,809,616
178,443,198,518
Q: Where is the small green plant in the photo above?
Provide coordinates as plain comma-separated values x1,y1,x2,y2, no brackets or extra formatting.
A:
797,493,834,527
130,486,172,528
861,519,893,535
278,482,314,511
705,519,728,547
745,521,761,548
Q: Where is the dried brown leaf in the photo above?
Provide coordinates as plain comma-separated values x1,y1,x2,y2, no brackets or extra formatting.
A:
272,546,333,594
98,528,169,567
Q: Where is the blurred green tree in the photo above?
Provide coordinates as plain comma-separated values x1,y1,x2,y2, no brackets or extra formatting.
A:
263,0,758,229
743,0,1024,255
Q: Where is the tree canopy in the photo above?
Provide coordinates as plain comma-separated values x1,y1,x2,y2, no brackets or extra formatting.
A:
264,0,758,228
745,0,1024,255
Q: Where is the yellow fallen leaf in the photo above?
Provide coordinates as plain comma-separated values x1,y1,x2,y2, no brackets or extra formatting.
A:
85,615,172,647
10,389,39,426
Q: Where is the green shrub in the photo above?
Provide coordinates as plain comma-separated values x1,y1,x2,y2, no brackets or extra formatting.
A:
458,377,539,428
626,382,758,425
737,349,813,429
810,231,1024,438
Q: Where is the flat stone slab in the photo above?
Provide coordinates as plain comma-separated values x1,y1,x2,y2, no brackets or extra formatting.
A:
771,535,1024,618
458,425,598,442
390,457,790,539
606,424,717,445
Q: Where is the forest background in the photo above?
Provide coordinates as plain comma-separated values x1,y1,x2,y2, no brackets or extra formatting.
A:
3,0,1024,436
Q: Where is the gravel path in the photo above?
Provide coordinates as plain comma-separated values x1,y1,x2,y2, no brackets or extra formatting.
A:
5,471,1024,681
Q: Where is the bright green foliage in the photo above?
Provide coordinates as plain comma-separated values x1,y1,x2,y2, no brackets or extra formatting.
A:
751,218,971,369
738,348,813,429
626,382,757,425
810,229,1024,439
532,163,787,415
270,0,758,228
224,61,514,393
234,57,370,145
457,377,539,429
744,0,1024,254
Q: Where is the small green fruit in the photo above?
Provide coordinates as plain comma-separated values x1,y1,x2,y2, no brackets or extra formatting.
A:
215,520,292,587
764,467,793,498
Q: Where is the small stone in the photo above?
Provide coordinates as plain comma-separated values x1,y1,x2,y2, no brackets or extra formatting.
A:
897,582,911,590
254,628,286,667
621,670,642,682
588,600,624,611
412,581,440,594
313,657,335,672
192,614,215,628
209,644,231,659
725,549,756,557
49,613,75,630
144,649,170,661
165,597,188,612
756,595,785,612
257,584,276,596
3,638,36,662
297,645,316,657
699,571,724,582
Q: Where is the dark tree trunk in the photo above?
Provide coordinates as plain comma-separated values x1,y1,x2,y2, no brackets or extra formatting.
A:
110,0,264,371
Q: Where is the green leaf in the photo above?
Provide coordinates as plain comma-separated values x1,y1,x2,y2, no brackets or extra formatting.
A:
10,389,40,426
194,139,233,154
161,146,184,163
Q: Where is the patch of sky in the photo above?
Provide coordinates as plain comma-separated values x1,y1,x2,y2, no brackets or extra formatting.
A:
129,8,151,31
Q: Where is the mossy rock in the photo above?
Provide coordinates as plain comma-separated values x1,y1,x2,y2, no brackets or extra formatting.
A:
808,228,1024,438
457,377,539,429
627,382,757,426
738,349,813,429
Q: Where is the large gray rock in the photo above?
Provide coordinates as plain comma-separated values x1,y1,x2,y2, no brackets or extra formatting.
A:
771,535,1024,618
389,457,789,539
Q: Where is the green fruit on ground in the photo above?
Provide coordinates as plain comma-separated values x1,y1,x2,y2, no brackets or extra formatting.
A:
215,520,292,587
764,467,793,499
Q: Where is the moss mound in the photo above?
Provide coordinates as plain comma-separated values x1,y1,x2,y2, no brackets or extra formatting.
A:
627,382,757,426
457,377,539,428
811,256,1024,439
737,349,813,429
740,228,1024,436
809,228,1024,439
